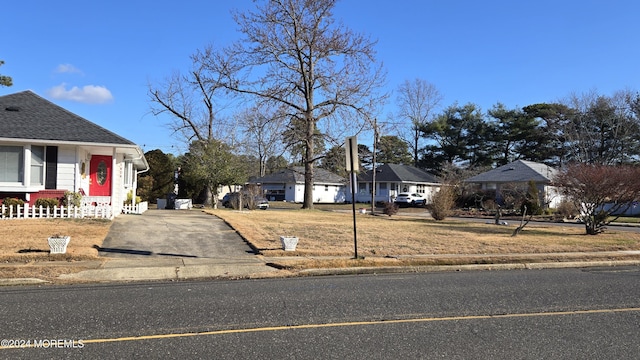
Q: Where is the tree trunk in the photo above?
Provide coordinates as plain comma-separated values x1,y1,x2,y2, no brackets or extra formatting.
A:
204,184,214,208
302,115,315,209
511,205,529,237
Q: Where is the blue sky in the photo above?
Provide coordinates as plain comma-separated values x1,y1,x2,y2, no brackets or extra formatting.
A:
2,0,639,155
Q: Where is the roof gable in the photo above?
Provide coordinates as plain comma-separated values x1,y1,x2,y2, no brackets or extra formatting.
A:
465,160,557,183
0,90,135,145
358,164,439,183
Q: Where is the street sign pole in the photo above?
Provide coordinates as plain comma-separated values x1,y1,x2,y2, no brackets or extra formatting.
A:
346,136,359,259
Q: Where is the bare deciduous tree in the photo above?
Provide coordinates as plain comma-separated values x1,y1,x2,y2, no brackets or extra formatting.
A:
554,163,640,235
396,78,442,167
562,90,640,165
199,0,386,209
237,104,287,177
148,54,237,206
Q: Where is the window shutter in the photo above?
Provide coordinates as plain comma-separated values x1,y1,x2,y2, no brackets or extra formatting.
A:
45,146,58,189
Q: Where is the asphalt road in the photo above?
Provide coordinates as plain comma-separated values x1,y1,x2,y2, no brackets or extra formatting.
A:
1,267,639,359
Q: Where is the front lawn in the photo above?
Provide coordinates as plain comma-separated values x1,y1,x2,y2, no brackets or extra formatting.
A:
208,208,640,269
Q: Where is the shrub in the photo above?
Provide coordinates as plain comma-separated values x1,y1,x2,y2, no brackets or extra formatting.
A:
520,180,543,216
382,201,399,217
62,191,82,207
2,197,24,207
556,200,578,220
35,198,60,210
430,186,456,221
2,197,25,216
124,190,141,205
229,192,256,210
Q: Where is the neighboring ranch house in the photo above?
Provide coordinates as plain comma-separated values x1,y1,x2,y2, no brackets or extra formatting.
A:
250,167,347,203
464,160,561,209
351,164,441,204
0,91,149,217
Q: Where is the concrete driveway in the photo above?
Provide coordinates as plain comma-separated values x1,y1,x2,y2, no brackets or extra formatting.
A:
99,208,255,259
61,208,277,282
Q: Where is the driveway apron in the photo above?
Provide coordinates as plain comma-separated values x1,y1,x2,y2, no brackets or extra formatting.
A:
99,209,254,259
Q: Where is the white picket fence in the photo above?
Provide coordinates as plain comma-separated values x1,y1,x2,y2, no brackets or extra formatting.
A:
1,201,148,220
122,201,149,215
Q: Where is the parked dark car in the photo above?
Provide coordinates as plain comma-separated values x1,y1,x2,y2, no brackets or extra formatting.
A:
222,192,269,210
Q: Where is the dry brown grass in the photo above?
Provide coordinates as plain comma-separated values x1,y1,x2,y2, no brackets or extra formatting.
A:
207,209,640,258
0,218,111,262
0,218,112,281
2,209,640,280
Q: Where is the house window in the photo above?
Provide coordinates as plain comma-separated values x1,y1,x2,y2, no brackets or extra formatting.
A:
30,145,45,186
358,182,367,193
416,184,425,194
0,146,24,182
325,185,329,192
123,160,133,188
379,183,387,190
97,160,108,185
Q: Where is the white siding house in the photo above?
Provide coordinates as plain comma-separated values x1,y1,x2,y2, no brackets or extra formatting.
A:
464,160,561,209
250,167,347,203
349,164,441,204
0,91,148,218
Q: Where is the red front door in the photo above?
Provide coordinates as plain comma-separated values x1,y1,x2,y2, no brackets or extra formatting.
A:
89,155,112,196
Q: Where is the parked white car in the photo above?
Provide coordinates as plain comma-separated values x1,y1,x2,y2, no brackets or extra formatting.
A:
394,193,426,207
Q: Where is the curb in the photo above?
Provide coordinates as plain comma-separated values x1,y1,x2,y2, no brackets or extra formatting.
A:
0,278,49,286
1,259,639,286
297,260,640,277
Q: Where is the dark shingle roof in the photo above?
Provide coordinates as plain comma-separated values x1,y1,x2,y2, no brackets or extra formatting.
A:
251,166,346,185
358,164,439,183
465,160,557,183
0,90,135,145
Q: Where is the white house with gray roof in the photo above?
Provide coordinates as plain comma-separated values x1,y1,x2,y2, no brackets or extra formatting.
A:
0,90,148,217
465,160,561,208
249,166,347,203
351,163,441,204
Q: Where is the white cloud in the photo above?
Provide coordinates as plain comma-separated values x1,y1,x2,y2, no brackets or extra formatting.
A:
47,83,114,104
55,64,83,75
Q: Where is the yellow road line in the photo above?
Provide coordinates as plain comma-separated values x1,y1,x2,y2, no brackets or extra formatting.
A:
3,307,639,349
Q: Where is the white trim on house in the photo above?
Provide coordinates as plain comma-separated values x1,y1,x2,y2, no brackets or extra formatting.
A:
0,141,148,218
348,164,441,204
249,167,347,203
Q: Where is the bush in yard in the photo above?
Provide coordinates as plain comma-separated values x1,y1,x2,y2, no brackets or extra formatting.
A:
124,190,141,205
520,180,543,216
382,201,398,216
35,198,59,210
2,197,25,216
429,186,456,221
2,197,24,207
556,200,578,220
62,191,82,207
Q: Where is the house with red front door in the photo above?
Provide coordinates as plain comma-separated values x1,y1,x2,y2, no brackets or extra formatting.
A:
0,90,149,218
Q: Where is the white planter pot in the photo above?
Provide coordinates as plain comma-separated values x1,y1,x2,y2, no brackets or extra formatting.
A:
48,236,70,254
280,236,299,251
